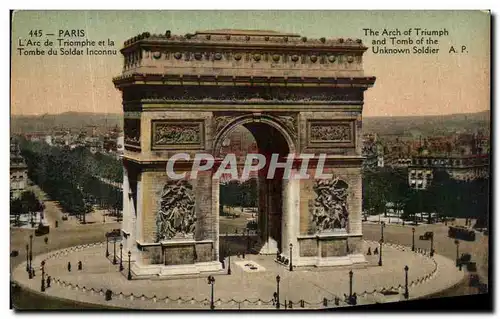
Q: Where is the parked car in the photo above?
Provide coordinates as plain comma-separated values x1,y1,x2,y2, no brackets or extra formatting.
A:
106,228,121,238
419,231,434,240
10,250,19,257
459,253,472,263
449,226,476,241
35,224,50,236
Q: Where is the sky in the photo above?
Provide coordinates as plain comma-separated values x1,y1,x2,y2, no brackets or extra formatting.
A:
10,10,490,117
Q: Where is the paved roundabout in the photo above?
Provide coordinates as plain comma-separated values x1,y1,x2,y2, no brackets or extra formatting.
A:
12,240,465,310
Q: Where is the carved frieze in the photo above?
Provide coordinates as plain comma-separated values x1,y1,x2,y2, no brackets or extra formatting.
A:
311,177,349,232
123,86,363,104
310,123,351,142
124,119,141,147
307,120,355,148
156,180,196,241
151,120,205,150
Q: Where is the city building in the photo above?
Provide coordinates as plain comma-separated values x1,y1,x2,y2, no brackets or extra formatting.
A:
408,153,489,189
10,139,28,198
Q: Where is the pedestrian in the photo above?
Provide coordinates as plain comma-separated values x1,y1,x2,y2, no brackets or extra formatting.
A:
367,247,372,255
67,262,71,272
78,261,82,271
46,276,51,288
374,247,378,255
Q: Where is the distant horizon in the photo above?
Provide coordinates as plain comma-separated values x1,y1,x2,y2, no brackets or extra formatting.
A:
10,109,491,118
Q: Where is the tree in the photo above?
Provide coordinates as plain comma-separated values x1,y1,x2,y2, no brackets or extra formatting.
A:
20,190,41,227
403,189,422,224
362,169,388,216
10,197,23,226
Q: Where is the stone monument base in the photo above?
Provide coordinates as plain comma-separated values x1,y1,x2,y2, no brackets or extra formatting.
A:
131,261,223,279
294,254,367,267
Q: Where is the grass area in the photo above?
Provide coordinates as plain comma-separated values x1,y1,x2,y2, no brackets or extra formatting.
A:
11,284,111,310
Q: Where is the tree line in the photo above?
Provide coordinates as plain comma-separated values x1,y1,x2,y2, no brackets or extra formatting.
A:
18,138,123,219
362,167,489,227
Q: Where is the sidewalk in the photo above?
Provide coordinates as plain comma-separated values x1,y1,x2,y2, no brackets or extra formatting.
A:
12,240,464,309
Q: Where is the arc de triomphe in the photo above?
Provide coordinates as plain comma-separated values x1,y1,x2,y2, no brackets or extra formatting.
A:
113,29,376,277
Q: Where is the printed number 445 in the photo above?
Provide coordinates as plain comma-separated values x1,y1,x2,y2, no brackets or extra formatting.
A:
29,30,43,37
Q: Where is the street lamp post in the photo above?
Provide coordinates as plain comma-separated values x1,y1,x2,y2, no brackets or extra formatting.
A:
289,243,293,271
455,240,460,266
378,239,383,266
207,275,215,310
29,234,33,276
127,251,132,280
227,248,232,275
246,228,250,252
41,260,45,292
25,244,29,273
276,275,281,309
430,232,434,257
381,222,385,242
349,270,353,299
404,265,409,299
113,238,117,265
119,243,124,271
411,227,415,252
106,236,109,258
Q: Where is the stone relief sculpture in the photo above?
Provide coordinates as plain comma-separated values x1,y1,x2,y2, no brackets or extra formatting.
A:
311,177,349,231
213,115,234,136
310,124,351,141
276,114,298,141
156,180,196,241
153,123,201,145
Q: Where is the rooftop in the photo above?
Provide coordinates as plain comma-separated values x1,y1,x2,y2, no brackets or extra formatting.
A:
194,29,300,37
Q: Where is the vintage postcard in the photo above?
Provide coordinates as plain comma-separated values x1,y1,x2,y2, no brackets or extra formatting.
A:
9,10,491,311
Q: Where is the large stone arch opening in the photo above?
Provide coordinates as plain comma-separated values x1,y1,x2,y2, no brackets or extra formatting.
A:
114,29,375,277
214,116,295,256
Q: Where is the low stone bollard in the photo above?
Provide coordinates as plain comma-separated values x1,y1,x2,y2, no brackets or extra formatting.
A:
105,289,113,301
